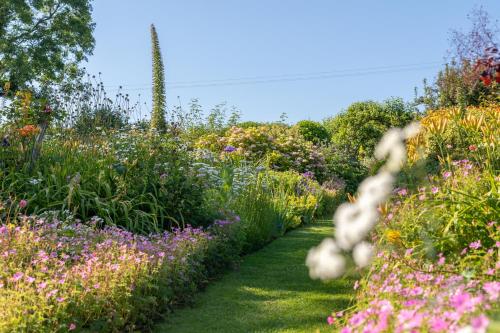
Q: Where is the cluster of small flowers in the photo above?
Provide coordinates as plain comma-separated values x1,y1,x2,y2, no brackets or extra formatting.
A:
335,249,499,333
306,123,421,280
0,218,213,331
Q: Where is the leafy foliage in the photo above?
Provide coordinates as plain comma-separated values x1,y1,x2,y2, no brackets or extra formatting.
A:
324,98,416,160
294,120,330,145
0,0,95,90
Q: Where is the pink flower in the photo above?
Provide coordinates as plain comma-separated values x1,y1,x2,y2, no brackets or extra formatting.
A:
468,144,477,151
429,317,449,332
68,323,76,331
471,314,489,333
483,282,500,301
469,240,481,249
431,187,439,194
397,188,408,196
11,272,24,282
443,171,452,179
18,199,28,208
450,291,473,312
327,316,335,325
25,276,35,283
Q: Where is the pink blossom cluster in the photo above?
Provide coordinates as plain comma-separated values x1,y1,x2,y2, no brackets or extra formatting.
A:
336,251,499,333
0,217,213,331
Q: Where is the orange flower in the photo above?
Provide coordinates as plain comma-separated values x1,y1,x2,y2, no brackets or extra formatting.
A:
18,124,39,137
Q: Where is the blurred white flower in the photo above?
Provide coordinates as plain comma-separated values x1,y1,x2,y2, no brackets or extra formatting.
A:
306,122,421,280
306,238,345,280
334,203,378,250
357,172,395,208
352,242,374,268
402,122,422,139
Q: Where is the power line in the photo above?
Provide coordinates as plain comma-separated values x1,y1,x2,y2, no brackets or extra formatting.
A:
105,62,442,91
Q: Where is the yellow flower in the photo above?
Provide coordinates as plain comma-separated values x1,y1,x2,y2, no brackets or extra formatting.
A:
386,229,401,244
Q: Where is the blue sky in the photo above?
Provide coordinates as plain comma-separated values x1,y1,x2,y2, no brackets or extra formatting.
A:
85,1,499,123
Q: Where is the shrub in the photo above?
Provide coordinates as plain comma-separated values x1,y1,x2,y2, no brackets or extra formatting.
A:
195,125,328,181
324,98,416,160
294,120,330,145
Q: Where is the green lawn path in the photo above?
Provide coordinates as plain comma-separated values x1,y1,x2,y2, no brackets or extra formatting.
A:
155,220,355,333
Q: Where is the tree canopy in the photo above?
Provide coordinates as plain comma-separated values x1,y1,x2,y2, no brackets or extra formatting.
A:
324,98,416,159
0,0,95,90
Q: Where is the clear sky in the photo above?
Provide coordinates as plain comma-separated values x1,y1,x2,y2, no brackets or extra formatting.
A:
85,0,500,123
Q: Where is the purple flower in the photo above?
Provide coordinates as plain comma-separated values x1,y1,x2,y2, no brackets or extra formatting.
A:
223,145,236,153
302,171,314,179
431,187,439,194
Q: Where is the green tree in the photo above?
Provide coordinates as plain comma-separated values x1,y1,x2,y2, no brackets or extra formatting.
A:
150,24,167,133
0,0,95,90
294,120,329,145
323,98,416,159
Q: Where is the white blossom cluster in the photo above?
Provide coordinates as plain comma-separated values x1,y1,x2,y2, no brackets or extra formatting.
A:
306,123,421,280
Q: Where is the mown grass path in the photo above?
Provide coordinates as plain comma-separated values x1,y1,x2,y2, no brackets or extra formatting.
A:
155,220,355,333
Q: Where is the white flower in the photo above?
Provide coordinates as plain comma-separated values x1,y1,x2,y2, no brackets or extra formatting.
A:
352,242,374,268
357,172,395,208
306,238,345,280
307,122,422,278
402,122,421,139
374,128,403,161
334,203,379,250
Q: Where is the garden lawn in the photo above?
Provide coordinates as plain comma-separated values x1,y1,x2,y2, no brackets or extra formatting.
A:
155,220,355,333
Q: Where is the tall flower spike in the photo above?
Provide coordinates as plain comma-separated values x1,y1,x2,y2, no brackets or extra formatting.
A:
150,24,167,134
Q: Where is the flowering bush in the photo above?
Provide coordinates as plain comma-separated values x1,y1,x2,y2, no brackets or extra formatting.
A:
195,125,328,181
407,105,499,164
0,215,238,332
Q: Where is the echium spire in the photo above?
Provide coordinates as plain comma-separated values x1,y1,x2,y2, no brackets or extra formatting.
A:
150,24,167,133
